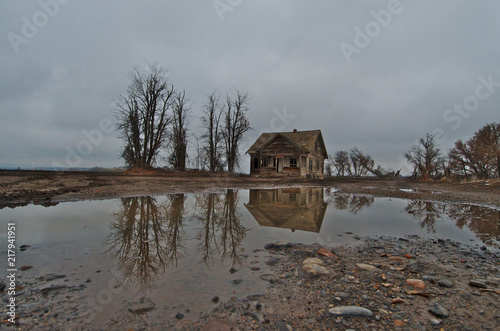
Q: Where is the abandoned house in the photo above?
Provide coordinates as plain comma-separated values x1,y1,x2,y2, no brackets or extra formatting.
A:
245,187,327,233
246,129,327,178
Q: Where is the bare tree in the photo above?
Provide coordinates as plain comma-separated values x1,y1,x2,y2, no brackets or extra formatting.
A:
332,151,350,177
114,63,175,168
222,91,252,174
169,91,190,170
350,148,392,178
201,91,224,172
404,133,444,180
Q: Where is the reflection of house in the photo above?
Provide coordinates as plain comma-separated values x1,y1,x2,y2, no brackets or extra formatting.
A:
246,129,327,179
245,188,327,233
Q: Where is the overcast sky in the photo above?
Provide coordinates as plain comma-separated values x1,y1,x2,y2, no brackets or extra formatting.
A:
1,1,499,173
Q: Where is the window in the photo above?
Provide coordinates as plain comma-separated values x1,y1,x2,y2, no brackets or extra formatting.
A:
288,193,297,202
261,157,268,167
254,158,260,169
309,159,313,171
289,158,297,168
316,160,319,170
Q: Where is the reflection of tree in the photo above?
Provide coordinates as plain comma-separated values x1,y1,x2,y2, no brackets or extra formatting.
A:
445,204,500,247
106,195,186,291
195,190,248,267
325,192,374,214
405,200,443,233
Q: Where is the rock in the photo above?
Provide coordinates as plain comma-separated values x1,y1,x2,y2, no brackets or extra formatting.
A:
175,312,184,319
39,284,67,293
211,296,219,303
328,306,374,318
356,263,380,272
429,317,441,326
334,292,351,298
298,258,329,279
229,267,238,274
469,280,487,288
406,279,425,290
20,245,31,251
46,274,67,282
232,279,243,285
251,266,261,271
275,320,292,331
243,311,263,322
437,279,454,288
128,299,155,313
201,319,235,331
247,294,265,301
391,297,405,304
19,265,33,271
260,274,274,282
428,303,449,318
317,248,336,258
394,320,405,327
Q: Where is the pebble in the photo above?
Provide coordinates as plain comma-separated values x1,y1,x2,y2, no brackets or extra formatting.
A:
429,317,441,326
437,279,454,288
469,280,487,288
328,306,374,318
334,291,351,298
259,274,274,282
275,321,292,331
247,294,265,301
406,279,425,290
19,265,34,271
211,296,219,303
428,302,449,318
201,319,235,331
229,267,238,274
175,312,184,319
298,258,329,279
232,279,243,285
355,263,380,272
251,266,261,271
128,300,155,313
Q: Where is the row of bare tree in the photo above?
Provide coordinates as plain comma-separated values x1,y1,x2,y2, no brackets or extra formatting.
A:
114,63,251,173
325,148,398,178
405,123,500,180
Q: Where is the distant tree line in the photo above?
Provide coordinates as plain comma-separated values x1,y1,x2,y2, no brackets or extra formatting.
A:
327,122,499,181
325,148,399,178
405,123,499,181
113,62,251,174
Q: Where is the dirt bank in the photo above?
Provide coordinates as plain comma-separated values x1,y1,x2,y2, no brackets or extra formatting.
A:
1,170,500,209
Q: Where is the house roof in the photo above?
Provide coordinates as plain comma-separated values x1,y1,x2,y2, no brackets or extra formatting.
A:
246,129,327,158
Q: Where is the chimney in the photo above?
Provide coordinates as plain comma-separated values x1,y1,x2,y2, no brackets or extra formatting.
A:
293,129,298,133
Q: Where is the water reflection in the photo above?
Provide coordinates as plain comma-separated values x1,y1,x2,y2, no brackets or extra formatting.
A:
405,200,444,233
405,200,499,246
106,190,248,290
245,188,327,233
324,191,374,214
195,190,248,266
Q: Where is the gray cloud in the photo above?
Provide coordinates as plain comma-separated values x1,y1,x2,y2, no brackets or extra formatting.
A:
1,1,499,173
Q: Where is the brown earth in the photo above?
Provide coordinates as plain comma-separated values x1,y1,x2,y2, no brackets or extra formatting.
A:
1,169,500,209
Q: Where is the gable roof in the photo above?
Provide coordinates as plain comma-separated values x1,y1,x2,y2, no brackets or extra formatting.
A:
246,129,327,158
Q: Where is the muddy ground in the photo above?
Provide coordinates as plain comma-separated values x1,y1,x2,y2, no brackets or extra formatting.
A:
1,170,499,330
1,169,500,208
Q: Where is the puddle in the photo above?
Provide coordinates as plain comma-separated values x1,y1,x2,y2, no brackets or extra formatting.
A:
0,187,498,326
